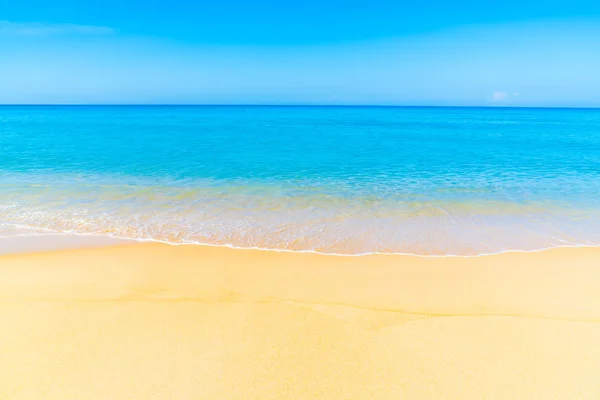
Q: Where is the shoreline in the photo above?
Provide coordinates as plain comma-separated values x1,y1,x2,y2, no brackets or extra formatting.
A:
1,231,599,258
1,243,600,398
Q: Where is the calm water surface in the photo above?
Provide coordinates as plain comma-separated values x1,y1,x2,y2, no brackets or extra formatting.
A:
1,105,599,255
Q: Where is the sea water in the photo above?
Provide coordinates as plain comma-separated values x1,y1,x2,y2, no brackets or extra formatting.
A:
1,105,600,255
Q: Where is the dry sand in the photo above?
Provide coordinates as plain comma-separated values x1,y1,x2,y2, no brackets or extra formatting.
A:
1,243,600,399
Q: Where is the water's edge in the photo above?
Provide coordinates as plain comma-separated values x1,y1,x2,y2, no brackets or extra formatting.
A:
2,229,599,258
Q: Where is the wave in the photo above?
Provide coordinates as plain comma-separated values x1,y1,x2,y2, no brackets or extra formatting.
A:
2,174,600,257
2,223,600,258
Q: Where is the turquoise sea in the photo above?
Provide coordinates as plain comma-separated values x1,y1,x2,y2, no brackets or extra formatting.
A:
1,105,600,255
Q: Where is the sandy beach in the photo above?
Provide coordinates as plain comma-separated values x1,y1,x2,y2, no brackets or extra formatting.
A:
1,243,600,399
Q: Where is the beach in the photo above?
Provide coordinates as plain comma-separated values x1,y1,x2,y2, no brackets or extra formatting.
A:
1,243,600,399
4,3,600,397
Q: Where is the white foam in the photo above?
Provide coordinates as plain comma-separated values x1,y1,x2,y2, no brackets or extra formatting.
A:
0,229,597,259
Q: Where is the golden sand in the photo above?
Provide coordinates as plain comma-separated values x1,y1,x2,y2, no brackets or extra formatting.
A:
1,243,600,399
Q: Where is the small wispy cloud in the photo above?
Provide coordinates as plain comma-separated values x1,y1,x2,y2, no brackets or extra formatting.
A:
492,91,508,101
0,21,115,36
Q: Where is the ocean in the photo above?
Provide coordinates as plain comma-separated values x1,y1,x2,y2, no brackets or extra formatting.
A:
1,105,599,255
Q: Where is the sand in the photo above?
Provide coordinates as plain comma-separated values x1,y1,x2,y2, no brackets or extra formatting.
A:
1,243,600,399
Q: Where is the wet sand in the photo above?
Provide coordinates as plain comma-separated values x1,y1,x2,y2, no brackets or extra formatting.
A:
1,243,600,399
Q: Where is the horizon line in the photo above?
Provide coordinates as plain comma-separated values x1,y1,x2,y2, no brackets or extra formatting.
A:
0,104,599,110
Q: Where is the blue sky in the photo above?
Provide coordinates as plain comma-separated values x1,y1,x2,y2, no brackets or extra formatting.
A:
1,0,600,105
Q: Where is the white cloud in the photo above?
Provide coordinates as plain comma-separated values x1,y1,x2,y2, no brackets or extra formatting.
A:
492,91,508,101
0,21,115,36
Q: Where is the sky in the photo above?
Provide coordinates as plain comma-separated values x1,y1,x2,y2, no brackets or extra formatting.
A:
1,0,600,106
